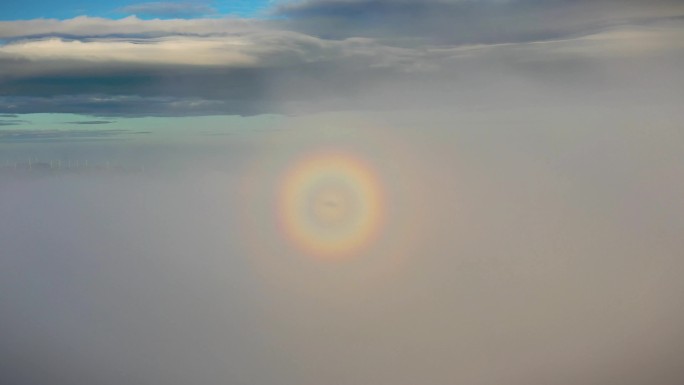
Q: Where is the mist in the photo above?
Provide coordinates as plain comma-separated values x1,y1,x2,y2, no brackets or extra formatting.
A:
2,1,684,384
2,108,683,385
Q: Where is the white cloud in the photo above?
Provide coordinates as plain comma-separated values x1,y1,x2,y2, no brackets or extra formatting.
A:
0,16,263,40
0,37,256,66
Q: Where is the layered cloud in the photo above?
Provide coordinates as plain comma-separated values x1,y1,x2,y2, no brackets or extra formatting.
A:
0,1,683,116
0,16,263,40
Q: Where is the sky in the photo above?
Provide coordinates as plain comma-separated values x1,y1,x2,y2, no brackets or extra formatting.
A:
0,0,272,19
1,1,684,385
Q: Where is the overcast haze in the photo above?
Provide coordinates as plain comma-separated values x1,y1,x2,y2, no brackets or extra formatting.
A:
1,1,684,385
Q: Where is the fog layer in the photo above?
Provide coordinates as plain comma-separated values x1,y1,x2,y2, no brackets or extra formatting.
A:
2,111,683,384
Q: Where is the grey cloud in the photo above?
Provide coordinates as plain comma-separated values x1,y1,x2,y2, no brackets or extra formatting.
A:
0,119,27,126
4,22,683,117
0,3,683,117
120,2,217,18
0,27,430,116
276,0,684,44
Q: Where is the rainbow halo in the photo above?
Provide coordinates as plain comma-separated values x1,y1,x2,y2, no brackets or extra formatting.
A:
278,151,385,259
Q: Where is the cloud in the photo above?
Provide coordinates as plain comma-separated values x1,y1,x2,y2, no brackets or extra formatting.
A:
0,36,257,66
0,17,444,115
120,2,217,18
275,0,684,44
0,119,27,126
0,2,682,116
0,16,263,40
1,3,684,385
1,122,684,385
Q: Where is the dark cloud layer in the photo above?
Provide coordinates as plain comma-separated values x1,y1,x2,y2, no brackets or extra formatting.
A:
277,0,684,43
0,119,26,126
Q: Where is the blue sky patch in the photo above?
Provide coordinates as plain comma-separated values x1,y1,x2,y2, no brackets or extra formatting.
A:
0,0,273,20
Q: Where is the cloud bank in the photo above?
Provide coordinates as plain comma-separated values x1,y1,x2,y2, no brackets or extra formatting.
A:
2,120,684,385
0,1,682,116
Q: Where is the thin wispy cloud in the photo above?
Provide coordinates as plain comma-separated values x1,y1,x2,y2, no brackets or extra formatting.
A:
121,2,218,18
0,128,148,142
